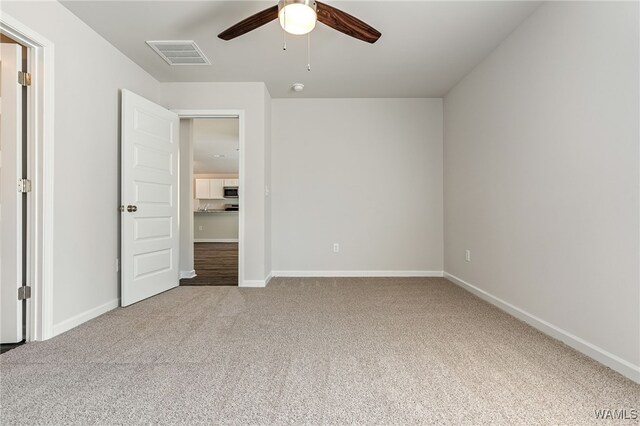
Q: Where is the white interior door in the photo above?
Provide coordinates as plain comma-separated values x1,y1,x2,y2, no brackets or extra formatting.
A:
121,90,179,306
0,44,24,343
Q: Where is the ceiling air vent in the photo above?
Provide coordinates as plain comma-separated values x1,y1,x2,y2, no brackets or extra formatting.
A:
146,40,211,66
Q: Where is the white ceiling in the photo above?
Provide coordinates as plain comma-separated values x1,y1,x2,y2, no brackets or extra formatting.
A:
192,118,239,174
61,1,541,98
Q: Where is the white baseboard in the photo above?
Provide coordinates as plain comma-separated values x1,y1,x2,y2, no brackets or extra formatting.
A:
194,238,238,243
444,272,640,384
240,273,273,288
52,298,119,337
272,270,444,278
179,270,196,279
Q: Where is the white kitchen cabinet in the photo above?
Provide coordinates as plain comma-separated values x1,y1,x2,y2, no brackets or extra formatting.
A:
195,179,210,199
195,178,225,199
224,179,239,187
209,179,224,199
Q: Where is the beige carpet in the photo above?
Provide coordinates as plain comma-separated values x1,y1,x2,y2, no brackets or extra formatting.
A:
1,278,638,425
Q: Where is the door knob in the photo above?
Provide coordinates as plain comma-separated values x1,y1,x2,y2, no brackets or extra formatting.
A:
127,205,137,212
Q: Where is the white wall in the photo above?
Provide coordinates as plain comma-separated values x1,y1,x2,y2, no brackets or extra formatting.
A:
1,1,160,334
444,1,639,380
161,83,271,284
272,98,443,275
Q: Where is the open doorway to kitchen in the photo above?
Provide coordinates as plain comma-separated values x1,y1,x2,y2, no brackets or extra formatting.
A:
179,117,240,286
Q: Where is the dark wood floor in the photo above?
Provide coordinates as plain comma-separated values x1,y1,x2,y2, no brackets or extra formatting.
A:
180,242,238,286
0,341,24,354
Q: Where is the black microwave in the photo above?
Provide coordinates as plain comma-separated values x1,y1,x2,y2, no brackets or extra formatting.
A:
224,187,238,198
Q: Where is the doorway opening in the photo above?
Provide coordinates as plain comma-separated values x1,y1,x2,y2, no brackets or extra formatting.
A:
177,114,243,286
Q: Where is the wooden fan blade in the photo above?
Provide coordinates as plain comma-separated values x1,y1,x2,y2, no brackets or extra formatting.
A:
316,2,381,44
218,5,279,41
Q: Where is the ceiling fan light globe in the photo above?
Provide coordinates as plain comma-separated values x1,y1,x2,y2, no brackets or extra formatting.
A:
278,0,317,35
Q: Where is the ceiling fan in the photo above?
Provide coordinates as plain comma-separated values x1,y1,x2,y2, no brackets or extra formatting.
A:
218,0,381,44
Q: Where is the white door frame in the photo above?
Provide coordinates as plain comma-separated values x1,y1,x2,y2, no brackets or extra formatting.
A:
173,110,245,286
0,13,55,341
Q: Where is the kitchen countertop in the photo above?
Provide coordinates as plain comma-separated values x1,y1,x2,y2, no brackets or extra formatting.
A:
194,210,238,214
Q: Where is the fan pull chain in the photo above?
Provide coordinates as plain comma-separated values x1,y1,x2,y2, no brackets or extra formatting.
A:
307,32,311,71
282,8,287,50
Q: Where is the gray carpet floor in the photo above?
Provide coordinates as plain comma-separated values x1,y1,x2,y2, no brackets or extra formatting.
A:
1,277,638,425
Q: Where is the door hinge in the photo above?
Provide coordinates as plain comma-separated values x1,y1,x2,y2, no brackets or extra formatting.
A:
18,71,31,87
18,178,32,193
18,286,31,300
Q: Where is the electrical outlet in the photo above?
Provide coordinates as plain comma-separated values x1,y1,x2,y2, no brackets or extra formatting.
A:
199,226,203,231
465,250,471,262
333,243,340,253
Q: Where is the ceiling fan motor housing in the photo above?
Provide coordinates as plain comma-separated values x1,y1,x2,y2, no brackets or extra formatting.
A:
278,0,317,13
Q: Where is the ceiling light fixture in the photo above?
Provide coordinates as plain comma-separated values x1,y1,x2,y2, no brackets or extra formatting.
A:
278,0,317,35
213,154,226,158
292,83,305,92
